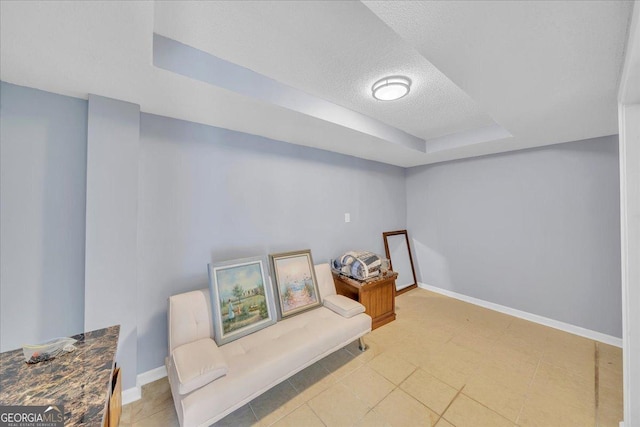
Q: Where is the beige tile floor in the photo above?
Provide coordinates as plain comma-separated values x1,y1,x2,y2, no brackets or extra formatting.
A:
121,288,623,427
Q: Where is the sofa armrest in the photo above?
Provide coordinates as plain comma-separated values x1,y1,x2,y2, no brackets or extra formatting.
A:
323,294,366,318
172,338,228,395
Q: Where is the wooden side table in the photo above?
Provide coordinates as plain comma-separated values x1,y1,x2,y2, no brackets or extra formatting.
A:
332,271,397,330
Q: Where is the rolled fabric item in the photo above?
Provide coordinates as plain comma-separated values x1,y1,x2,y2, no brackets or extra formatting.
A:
335,251,382,280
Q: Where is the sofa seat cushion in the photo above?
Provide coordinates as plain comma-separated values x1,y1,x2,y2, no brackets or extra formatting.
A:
172,338,228,395
176,307,371,427
323,294,365,318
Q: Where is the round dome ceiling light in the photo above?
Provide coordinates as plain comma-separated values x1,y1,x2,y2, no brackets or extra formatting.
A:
372,76,411,101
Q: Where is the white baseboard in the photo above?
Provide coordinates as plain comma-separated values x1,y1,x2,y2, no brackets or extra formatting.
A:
122,387,141,405
417,282,623,348
122,365,168,405
136,365,168,387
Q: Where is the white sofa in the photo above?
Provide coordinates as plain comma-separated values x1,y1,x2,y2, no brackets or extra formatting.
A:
166,263,372,427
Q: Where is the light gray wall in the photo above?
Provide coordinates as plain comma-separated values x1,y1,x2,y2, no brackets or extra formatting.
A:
0,82,87,351
85,95,140,390
406,135,622,337
136,113,407,371
0,81,623,382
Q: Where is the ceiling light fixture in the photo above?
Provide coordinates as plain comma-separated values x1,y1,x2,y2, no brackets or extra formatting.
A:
372,76,411,101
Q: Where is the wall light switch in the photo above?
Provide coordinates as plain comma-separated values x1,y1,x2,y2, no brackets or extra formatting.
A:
344,213,351,223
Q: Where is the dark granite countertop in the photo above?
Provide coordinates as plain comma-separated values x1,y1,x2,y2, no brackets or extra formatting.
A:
0,325,120,426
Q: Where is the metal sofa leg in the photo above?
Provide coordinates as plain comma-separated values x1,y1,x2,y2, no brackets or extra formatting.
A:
358,337,369,352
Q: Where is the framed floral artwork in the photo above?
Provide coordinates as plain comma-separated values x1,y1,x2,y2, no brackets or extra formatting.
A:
269,250,321,319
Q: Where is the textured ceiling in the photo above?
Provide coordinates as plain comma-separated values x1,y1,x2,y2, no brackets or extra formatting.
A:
0,1,633,167
364,0,632,148
154,0,496,141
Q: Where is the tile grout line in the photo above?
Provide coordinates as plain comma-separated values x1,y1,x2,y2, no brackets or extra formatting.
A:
595,341,600,427
303,401,327,427
514,357,542,425
435,384,465,426
128,382,171,424
247,401,260,425
255,379,307,427
395,366,472,421
455,389,518,424
395,366,418,389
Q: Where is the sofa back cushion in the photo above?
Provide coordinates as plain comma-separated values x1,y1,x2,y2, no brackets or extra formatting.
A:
315,263,337,300
168,289,213,354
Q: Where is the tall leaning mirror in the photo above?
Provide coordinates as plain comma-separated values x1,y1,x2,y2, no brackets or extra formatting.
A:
382,230,417,295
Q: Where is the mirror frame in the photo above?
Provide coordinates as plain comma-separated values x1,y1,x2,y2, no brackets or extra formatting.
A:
382,229,418,295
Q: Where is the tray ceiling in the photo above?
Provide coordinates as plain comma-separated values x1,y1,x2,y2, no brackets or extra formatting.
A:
0,1,632,166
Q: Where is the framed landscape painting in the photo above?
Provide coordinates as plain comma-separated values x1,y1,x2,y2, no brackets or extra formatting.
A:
269,250,321,319
208,256,277,345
